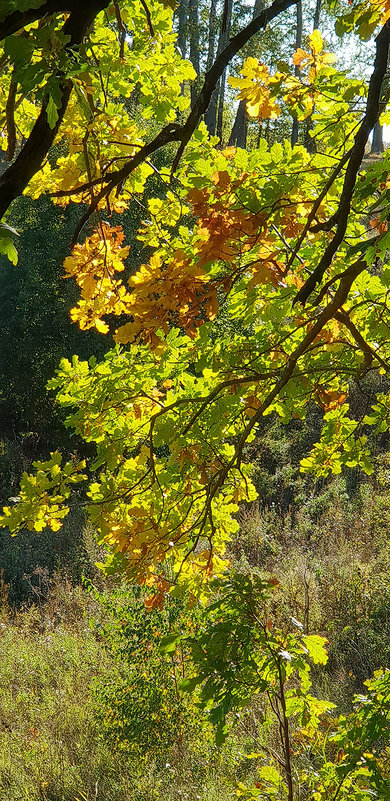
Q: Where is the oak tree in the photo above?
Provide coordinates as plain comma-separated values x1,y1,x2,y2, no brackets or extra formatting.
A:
1,0,390,606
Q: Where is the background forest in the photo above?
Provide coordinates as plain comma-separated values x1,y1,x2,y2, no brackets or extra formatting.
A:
0,0,390,799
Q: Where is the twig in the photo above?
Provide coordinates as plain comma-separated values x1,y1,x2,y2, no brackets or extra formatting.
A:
113,0,126,57
140,0,154,37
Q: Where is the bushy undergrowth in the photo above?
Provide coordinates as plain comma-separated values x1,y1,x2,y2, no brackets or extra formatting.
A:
0,423,389,799
0,577,256,801
233,463,390,706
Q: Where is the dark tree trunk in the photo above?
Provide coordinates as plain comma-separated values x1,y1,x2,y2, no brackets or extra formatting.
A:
291,0,302,147
216,0,233,141
205,0,233,137
189,0,200,106
206,0,218,71
227,0,264,147
229,100,248,148
371,121,384,153
204,88,218,135
313,0,321,30
304,0,321,151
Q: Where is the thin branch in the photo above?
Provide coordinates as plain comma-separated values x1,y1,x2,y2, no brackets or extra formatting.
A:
334,308,390,373
294,21,390,306
5,77,17,162
139,0,155,37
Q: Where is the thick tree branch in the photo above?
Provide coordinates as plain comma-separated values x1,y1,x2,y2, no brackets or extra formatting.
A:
0,1,111,219
287,147,352,269
0,0,110,40
294,21,390,307
70,122,184,246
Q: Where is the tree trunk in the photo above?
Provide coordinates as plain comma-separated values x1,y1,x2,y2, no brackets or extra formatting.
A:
206,0,218,71
229,100,248,148
205,0,232,137
371,120,384,154
227,0,264,147
177,0,188,58
189,0,200,106
313,0,321,30
304,0,321,151
291,0,302,147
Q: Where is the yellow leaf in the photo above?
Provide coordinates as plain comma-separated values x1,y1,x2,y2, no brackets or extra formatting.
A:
95,319,109,334
321,52,337,64
309,29,323,55
114,322,137,344
293,48,309,66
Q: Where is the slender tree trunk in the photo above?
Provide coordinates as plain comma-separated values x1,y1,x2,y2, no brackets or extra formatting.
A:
206,0,218,71
204,79,219,135
177,0,188,58
277,659,295,801
371,120,384,153
216,0,234,141
291,0,302,146
228,0,264,148
205,0,232,137
189,0,200,106
304,0,321,151
216,70,226,141
229,100,248,147
313,0,321,30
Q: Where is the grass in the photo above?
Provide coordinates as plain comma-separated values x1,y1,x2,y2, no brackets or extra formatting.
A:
0,602,130,801
0,577,251,801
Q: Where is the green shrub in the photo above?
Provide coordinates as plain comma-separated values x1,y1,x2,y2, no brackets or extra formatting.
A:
91,583,206,763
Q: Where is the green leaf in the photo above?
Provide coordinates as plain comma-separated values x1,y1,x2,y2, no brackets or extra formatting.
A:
179,676,204,692
159,633,179,654
215,721,228,746
302,635,328,665
4,34,35,64
46,95,59,129
0,236,18,265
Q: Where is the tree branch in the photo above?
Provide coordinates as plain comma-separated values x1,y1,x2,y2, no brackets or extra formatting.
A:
287,147,352,269
334,309,390,373
294,21,390,307
0,1,111,219
201,260,366,522
171,0,297,174
0,0,110,40
5,76,17,162
69,0,297,241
